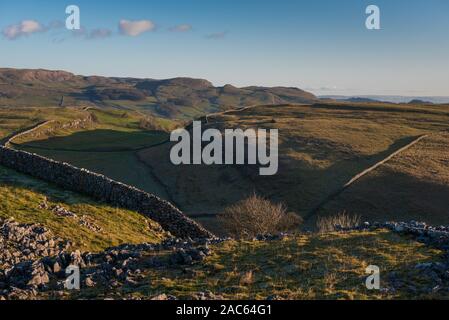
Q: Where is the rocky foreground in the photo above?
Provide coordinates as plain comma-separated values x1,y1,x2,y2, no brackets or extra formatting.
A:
1,218,449,300
0,218,221,300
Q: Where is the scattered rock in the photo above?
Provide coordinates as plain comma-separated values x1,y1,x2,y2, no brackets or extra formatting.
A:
41,204,103,233
150,293,177,300
85,277,95,287
0,218,70,270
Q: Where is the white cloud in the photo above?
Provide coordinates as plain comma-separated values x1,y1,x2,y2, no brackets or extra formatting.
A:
119,19,155,37
170,24,192,32
2,20,44,40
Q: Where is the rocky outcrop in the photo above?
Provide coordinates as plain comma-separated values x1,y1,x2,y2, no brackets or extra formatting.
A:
0,218,220,300
335,221,449,295
39,201,103,233
0,218,72,299
0,219,71,270
0,146,214,239
336,220,449,247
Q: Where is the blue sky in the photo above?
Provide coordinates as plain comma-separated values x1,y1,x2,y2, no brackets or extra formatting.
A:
0,0,448,96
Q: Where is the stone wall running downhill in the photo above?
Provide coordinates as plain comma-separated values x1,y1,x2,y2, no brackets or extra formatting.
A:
0,146,215,239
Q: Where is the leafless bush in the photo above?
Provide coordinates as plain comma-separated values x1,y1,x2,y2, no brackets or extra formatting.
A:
316,211,361,233
218,193,302,238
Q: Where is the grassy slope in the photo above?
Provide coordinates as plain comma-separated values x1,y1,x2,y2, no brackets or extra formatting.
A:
0,108,174,247
0,165,168,252
138,102,449,232
73,229,445,300
0,107,87,141
318,132,449,224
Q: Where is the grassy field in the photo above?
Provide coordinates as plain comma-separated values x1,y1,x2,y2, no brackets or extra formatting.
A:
138,102,449,232
11,108,172,147
11,108,172,199
71,229,445,300
18,129,168,152
0,165,168,252
19,148,171,200
0,107,88,141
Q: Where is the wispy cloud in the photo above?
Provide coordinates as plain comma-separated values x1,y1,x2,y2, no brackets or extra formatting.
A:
2,20,44,40
119,19,155,37
205,31,228,40
169,24,192,32
3,18,207,42
51,26,112,43
48,20,65,30
316,86,339,92
87,28,112,40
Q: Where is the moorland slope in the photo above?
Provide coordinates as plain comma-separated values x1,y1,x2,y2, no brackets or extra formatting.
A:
137,102,449,231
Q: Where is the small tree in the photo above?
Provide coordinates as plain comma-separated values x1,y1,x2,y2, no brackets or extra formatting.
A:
218,193,302,238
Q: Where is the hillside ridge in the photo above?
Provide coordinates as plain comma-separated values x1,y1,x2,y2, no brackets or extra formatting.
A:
0,67,317,119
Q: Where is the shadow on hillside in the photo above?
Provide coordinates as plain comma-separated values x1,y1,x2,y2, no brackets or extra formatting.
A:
242,135,424,220
14,129,169,152
139,131,424,226
316,167,449,226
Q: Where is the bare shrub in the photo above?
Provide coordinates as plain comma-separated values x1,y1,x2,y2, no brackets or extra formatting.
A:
218,193,302,238
316,211,361,233
139,116,163,131
277,211,303,233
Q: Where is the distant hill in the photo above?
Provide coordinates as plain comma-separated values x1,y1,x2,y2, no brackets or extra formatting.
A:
408,99,434,105
320,95,449,104
345,97,384,103
0,68,317,119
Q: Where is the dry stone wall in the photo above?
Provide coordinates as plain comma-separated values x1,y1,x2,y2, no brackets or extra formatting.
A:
0,146,214,239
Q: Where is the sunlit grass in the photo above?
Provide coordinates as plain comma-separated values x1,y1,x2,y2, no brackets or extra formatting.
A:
82,229,446,300
0,166,168,252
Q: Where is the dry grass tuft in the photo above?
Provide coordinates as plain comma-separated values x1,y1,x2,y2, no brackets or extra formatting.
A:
239,271,255,286
316,211,361,233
